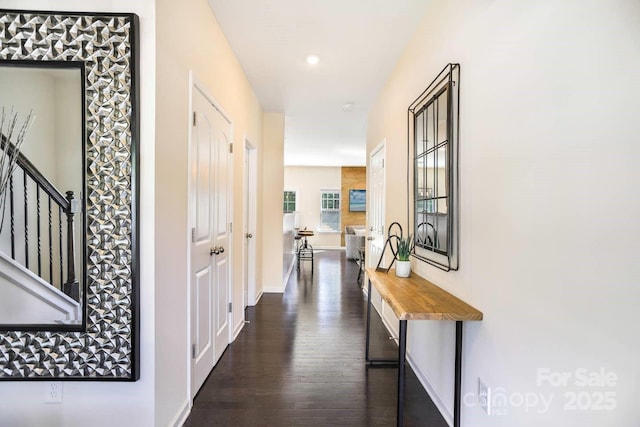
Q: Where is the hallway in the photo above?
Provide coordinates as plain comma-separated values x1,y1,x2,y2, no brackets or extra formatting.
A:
185,250,448,426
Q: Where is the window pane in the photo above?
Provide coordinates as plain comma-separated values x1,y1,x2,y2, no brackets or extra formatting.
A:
427,152,435,191
437,89,448,144
284,191,296,213
416,156,426,197
436,145,447,198
415,109,426,155
320,210,340,232
426,102,435,152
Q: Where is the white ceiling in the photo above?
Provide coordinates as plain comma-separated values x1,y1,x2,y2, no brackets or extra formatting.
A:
207,0,430,166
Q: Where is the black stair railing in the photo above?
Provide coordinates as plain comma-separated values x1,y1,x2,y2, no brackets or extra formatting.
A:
0,135,79,302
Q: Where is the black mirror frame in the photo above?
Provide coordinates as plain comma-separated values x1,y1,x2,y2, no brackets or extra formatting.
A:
0,10,140,380
408,63,460,272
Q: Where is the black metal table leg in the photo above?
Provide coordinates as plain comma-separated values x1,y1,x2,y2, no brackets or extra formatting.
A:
397,319,407,427
365,277,397,366
454,321,463,427
365,277,373,361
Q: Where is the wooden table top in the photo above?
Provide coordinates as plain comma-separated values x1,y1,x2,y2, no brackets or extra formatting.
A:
297,230,314,236
365,268,483,321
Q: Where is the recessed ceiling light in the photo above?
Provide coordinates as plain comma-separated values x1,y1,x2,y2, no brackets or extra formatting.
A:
343,102,354,112
306,55,319,65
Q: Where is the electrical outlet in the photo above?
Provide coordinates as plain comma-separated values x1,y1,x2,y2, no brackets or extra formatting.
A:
45,382,63,403
478,378,490,414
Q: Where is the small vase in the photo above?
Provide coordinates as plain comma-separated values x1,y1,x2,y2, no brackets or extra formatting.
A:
395,260,411,278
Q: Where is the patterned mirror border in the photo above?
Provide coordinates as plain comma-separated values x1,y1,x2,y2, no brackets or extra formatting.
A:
0,10,139,379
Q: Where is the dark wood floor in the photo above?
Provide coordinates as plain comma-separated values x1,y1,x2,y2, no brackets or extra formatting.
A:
185,249,448,426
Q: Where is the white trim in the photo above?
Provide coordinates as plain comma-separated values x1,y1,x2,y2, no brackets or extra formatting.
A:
255,290,264,304
367,140,386,269
169,398,191,427
283,255,295,289
232,319,245,341
243,138,258,307
227,109,235,348
185,70,195,407
406,352,454,426
262,286,285,293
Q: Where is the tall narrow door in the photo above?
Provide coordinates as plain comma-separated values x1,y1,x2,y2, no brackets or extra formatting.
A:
190,85,232,396
368,143,385,269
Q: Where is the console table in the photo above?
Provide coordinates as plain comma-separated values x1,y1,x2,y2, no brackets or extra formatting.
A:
364,267,483,427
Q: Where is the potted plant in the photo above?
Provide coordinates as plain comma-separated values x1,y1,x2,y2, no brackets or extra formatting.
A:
395,234,413,278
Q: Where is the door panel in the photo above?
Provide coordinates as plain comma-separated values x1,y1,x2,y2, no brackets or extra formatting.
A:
214,254,229,361
212,111,231,362
368,144,385,268
194,266,212,359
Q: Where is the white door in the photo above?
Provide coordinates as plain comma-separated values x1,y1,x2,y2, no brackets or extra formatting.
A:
190,84,232,396
243,142,257,308
212,106,231,363
367,142,385,269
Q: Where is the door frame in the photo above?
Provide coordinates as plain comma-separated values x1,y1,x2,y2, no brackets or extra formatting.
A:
367,139,386,269
243,137,258,308
186,71,235,403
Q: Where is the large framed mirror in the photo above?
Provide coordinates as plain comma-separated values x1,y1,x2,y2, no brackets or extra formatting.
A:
408,63,459,271
0,10,139,380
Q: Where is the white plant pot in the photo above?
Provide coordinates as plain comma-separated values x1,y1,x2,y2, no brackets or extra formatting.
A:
395,260,411,278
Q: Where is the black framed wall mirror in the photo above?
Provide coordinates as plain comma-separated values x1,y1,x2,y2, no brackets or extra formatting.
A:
0,10,139,380
408,63,460,271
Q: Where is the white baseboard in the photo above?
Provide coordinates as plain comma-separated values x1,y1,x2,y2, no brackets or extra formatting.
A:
232,319,244,341
170,398,191,427
283,257,295,288
406,351,453,426
254,290,263,304
262,286,284,293
368,291,453,427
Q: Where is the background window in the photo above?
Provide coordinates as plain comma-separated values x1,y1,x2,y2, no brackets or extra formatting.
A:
320,190,340,231
283,190,296,213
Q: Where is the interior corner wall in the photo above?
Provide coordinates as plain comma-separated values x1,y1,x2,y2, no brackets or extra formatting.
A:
155,0,263,424
367,1,640,426
0,0,157,426
261,112,285,293
340,167,366,246
283,166,342,248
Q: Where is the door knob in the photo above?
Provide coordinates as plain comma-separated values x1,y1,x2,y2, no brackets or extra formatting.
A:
210,247,219,255
219,246,224,253
245,233,253,239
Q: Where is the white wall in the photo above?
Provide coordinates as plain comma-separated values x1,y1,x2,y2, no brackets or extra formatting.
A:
261,112,285,293
367,1,640,426
284,166,342,248
0,1,156,426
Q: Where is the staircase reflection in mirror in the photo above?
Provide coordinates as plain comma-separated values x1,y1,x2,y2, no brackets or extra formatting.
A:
0,63,84,328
